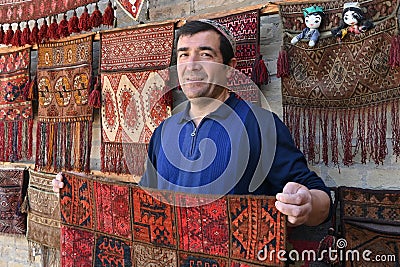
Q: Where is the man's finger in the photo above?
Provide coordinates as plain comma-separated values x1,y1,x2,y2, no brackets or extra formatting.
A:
275,200,310,218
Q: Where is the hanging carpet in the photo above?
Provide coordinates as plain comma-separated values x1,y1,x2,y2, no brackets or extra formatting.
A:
0,167,28,235
59,172,286,266
279,0,400,166
339,186,400,266
25,169,60,267
0,46,33,162
116,0,145,21
100,23,174,176
35,34,94,173
214,10,262,104
0,0,99,24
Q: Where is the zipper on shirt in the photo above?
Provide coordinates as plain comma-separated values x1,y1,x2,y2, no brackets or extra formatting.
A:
190,122,197,156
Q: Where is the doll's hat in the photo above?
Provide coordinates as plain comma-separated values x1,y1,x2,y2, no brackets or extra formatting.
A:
343,2,361,10
303,6,324,17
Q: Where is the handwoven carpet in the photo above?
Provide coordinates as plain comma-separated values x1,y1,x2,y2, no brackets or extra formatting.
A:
59,172,286,266
26,169,60,267
100,23,174,176
279,0,400,166
339,186,400,266
116,0,145,21
0,0,99,24
0,46,33,162
0,167,27,235
214,10,261,104
35,34,94,173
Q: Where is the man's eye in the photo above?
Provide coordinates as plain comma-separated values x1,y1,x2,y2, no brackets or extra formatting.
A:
178,53,188,58
201,52,212,57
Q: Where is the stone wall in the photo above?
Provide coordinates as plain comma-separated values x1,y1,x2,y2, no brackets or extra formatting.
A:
1,0,399,265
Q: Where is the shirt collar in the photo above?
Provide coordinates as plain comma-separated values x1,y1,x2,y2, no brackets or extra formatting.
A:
178,92,241,124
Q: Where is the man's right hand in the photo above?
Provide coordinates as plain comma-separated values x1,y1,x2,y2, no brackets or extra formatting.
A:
52,172,64,193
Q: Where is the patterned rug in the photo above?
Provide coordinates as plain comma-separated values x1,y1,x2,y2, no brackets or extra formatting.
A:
26,169,60,267
0,167,27,235
59,172,286,266
0,0,98,24
116,0,145,20
35,34,94,174
339,186,400,266
214,10,261,104
0,46,33,162
279,0,400,166
100,23,174,176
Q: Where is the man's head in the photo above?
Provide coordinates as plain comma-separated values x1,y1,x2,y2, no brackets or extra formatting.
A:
176,20,236,65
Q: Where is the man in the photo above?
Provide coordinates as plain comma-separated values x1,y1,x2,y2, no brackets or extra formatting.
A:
53,19,331,226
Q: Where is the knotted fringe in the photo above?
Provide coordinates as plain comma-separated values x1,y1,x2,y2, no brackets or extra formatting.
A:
103,0,115,27
48,16,60,40
251,53,270,87
58,14,70,38
28,241,60,267
11,24,22,47
0,25,4,44
68,10,80,34
35,120,92,173
79,6,92,32
88,76,101,108
30,21,40,45
38,19,49,44
4,25,14,45
21,22,31,46
283,100,397,166
101,142,149,176
0,119,33,162
277,48,289,78
90,4,103,28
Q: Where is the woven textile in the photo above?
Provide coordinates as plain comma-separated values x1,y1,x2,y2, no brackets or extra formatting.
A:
116,0,145,20
214,10,261,104
0,46,33,162
100,24,174,176
279,0,400,166
0,0,98,24
0,167,27,235
59,172,286,266
26,169,60,267
36,34,93,173
339,186,400,266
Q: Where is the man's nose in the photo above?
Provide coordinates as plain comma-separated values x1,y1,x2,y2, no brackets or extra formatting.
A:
185,55,202,70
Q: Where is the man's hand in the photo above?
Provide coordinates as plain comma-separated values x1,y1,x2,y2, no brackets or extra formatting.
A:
52,172,64,193
275,182,330,227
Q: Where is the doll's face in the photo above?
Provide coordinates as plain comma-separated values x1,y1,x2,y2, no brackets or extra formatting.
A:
343,10,359,26
305,13,322,29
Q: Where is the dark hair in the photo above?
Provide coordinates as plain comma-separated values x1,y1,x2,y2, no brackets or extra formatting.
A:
176,20,235,65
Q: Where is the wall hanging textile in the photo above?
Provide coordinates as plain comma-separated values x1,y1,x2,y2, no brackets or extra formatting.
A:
339,187,400,266
214,10,262,104
59,172,286,266
279,0,400,166
0,46,33,162
35,34,94,173
25,169,60,267
0,0,99,24
0,167,28,235
100,23,174,176
116,0,145,21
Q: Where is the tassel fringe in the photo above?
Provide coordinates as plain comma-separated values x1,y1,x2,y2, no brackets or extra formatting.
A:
277,49,289,78
0,120,33,162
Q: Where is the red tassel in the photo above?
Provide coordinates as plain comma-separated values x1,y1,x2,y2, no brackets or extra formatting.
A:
79,6,92,32
88,77,101,108
30,21,39,45
389,35,400,68
38,19,49,44
21,22,31,45
58,14,70,38
68,10,80,33
90,3,103,28
103,0,115,27
4,24,14,45
11,24,22,47
0,25,5,44
48,16,60,40
277,49,289,78
251,54,269,87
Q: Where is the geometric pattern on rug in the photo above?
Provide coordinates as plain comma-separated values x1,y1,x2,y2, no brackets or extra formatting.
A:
59,172,286,266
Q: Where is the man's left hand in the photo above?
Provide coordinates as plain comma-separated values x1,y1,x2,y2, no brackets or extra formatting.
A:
275,182,313,227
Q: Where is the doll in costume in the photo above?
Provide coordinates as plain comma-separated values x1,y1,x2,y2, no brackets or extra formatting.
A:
331,2,374,39
291,6,324,47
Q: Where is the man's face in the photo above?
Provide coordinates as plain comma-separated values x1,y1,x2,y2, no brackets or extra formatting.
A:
176,30,234,100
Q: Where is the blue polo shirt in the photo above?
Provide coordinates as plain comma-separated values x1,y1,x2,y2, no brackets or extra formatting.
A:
140,93,330,199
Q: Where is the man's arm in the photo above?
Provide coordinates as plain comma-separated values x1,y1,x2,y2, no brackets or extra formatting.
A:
275,182,331,226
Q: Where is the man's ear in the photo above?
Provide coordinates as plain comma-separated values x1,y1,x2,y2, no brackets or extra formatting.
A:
226,57,237,78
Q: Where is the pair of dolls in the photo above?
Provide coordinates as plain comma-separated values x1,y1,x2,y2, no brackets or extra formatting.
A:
291,2,374,47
